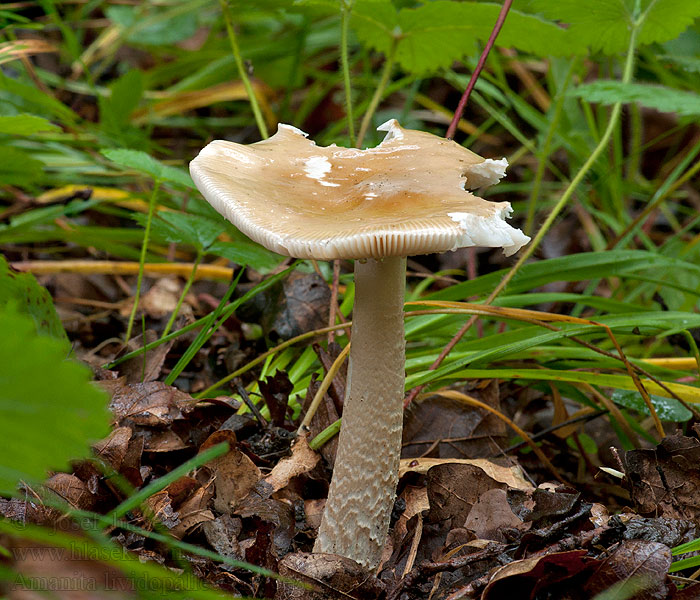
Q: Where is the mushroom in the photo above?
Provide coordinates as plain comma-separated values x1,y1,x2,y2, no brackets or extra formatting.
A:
190,120,530,568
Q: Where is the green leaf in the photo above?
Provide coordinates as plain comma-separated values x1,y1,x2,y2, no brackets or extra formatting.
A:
100,148,194,188
208,240,283,273
350,1,581,73
106,4,198,46
0,307,110,494
611,389,693,422
427,250,700,302
532,0,700,54
0,254,68,343
660,54,700,73
0,72,78,123
570,81,700,117
99,69,144,129
0,114,60,135
134,211,223,250
0,147,44,186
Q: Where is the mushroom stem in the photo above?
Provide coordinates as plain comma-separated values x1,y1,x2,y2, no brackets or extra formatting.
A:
314,256,406,568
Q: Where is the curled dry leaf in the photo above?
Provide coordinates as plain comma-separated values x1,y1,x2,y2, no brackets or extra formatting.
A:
618,433,700,525
93,426,132,471
482,550,595,599
200,430,261,514
583,540,672,600
254,434,319,498
104,380,196,426
400,457,533,490
465,488,526,542
275,552,385,600
45,473,95,512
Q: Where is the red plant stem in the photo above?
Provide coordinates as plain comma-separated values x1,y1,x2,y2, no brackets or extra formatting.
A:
404,0,515,409
445,0,514,139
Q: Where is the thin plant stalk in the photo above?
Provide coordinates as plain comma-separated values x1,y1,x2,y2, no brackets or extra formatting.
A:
525,59,578,235
161,249,202,338
340,0,356,146
445,0,513,139
299,343,351,431
356,38,397,148
125,178,161,343
219,0,269,139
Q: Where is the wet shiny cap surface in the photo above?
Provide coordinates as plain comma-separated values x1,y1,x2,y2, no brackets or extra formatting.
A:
190,119,530,260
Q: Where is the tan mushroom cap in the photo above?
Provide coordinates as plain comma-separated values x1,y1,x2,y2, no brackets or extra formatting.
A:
190,119,530,260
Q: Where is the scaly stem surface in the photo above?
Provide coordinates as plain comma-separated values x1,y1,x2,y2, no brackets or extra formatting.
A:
314,257,406,568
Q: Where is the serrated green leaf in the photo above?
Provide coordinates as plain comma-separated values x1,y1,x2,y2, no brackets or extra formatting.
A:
0,114,60,135
134,211,223,250
570,81,700,117
100,148,194,188
611,389,692,422
532,0,700,54
351,0,398,57
0,254,67,343
0,307,110,494
396,2,581,73
0,147,44,186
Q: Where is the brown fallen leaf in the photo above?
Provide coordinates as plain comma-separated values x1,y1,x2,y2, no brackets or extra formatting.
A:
402,381,507,458
200,430,261,514
618,432,700,524
44,473,95,512
427,463,507,529
465,488,526,542
104,380,196,426
583,540,672,600
115,330,173,383
254,434,319,498
482,550,596,599
93,426,132,471
261,271,331,340
400,457,533,490
276,552,385,600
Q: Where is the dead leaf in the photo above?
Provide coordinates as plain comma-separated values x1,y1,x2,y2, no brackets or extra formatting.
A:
400,457,533,490
104,380,196,426
202,514,243,560
93,426,132,471
262,272,331,340
253,434,319,498
465,488,526,542
201,430,261,514
427,463,507,528
583,540,672,600
116,330,173,383
138,277,181,318
482,550,596,599
619,433,700,524
276,552,385,600
237,497,295,558
259,372,294,427
402,381,506,458
45,473,95,512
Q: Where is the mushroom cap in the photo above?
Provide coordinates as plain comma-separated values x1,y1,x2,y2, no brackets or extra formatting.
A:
190,119,530,260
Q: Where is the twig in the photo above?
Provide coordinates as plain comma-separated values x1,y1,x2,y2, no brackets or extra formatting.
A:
445,0,513,139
